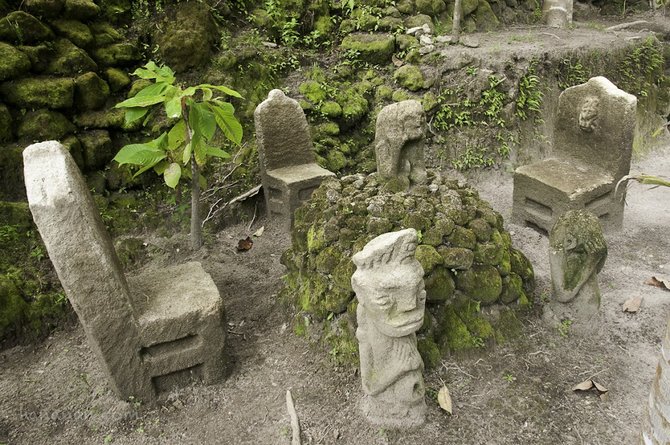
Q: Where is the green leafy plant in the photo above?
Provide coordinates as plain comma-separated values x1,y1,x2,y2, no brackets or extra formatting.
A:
516,64,543,120
113,61,243,249
558,319,572,337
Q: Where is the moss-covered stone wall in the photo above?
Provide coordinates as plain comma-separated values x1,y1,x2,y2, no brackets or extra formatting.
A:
281,172,535,366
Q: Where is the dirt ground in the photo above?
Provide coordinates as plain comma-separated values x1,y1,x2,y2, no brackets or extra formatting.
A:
2,16,670,445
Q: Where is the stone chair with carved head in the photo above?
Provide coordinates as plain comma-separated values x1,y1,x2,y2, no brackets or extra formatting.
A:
512,76,637,233
254,89,335,229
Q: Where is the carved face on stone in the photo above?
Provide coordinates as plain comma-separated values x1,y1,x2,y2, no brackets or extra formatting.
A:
549,210,607,303
578,96,600,133
402,108,425,142
352,229,426,337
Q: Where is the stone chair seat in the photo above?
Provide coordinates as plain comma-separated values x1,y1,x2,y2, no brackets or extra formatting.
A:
513,158,616,233
264,163,335,219
128,262,225,393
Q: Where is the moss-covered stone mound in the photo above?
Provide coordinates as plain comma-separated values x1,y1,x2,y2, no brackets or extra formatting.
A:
281,171,535,366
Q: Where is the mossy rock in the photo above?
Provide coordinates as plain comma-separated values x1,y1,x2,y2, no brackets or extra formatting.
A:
393,64,426,91
424,267,455,302
404,14,434,33
25,0,65,18
396,0,416,14
90,21,123,47
92,42,139,67
45,38,98,75
0,104,12,142
64,0,100,20
299,80,326,103
335,87,369,127
79,129,113,171
104,67,130,92
415,244,443,273
438,304,484,353
0,275,28,341
17,109,75,142
392,88,411,102
415,0,446,16
61,134,85,170
0,42,30,81
154,2,217,72
73,107,126,129
460,0,480,16
0,201,31,229
0,76,75,109
473,0,499,31
51,19,94,49
340,33,395,65
17,44,52,73
455,265,502,305
473,240,504,266
325,149,347,172
75,71,110,111
320,101,342,118
510,247,535,293
447,226,477,249
438,246,474,270
500,273,525,304
0,11,53,44
417,337,441,369
0,145,24,201
375,85,393,102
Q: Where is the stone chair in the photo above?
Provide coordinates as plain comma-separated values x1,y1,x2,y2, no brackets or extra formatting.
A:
23,141,226,401
512,76,637,233
254,89,335,228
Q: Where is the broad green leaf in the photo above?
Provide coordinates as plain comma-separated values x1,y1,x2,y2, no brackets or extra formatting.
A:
193,138,207,166
202,88,213,101
199,84,243,98
113,143,165,166
212,99,235,114
132,61,175,84
198,174,207,190
164,163,181,188
115,89,167,108
124,107,148,124
182,86,197,97
189,102,216,141
182,142,192,165
153,160,169,174
165,95,182,119
135,82,168,98
167,120,187,151
205,145,231,159
211,104,243,145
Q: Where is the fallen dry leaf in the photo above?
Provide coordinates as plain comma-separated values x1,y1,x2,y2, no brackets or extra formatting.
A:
622,296,643,313
237,236,253,252
437,385,453,414
392,55,404,67
593,381,608,393
253,226,265,237
572,380,594,392
646,276,670,291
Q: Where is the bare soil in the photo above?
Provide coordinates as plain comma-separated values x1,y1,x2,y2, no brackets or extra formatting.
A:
2,17,670,445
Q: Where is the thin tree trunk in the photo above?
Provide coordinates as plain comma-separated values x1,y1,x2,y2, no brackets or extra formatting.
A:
181,98,203,250
452,0,462,43
190,153,202,250
641,319,670,444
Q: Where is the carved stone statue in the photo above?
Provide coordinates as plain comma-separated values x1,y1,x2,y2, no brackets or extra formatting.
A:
374,100,427,192
548,210,607,326
578,96,600,133
351,228,427,428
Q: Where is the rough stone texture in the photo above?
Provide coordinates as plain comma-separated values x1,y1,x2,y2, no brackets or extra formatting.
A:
153,1,217,73
45,38,98,75
340,33,396,65
375,100,427,192
352,228,426,428
23,141,226,400
25,0,66,18
74,71,110,111
547,210,606,327
0,11,53,44
64,0,100,20
641,319,670,445
104,67,130,92
281,171,535,364
543,0,572,28
512,76,637,232
0,42,31,81
92,42,140,66
51,19,94,48
254,89,335,228
17,109,75,142
1,76,75,109
79,129,113,170
0,104,12,142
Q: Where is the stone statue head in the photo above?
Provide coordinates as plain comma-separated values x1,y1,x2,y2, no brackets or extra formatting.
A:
578,96,600,133
351,229,426,337
549,210,607,303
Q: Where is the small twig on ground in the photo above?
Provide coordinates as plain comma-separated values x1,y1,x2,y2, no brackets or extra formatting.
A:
528,350,549,356
247,202,258,232
441,360,475,379
201,184,261,227
286,390,301,445
605,20,649,31
541,32,561,40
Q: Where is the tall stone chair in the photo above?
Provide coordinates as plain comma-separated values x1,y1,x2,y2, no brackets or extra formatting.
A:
254,89,335,228
512,76,637,233
23,141,226,401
